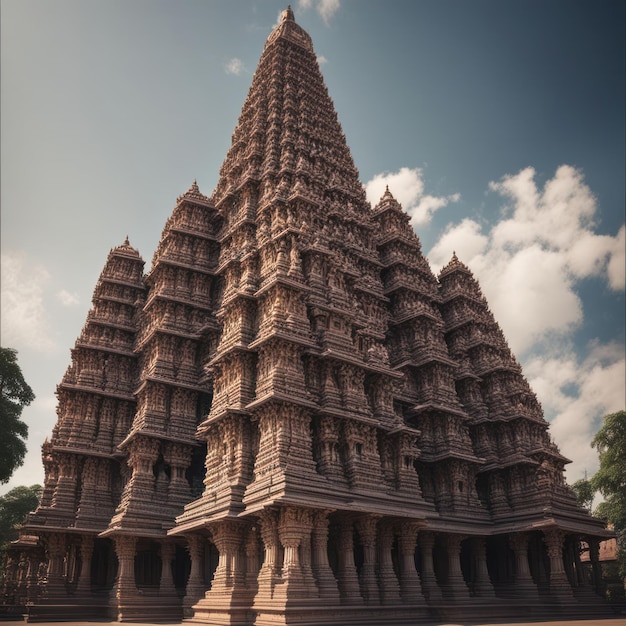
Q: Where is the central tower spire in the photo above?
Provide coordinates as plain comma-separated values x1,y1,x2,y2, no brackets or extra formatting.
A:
212,6,364,215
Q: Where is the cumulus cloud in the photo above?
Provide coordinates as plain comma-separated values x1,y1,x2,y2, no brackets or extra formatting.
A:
525,341,625,480
57,289,80,307
428,165,625,354
0,251,55,352
225,58,246,76
607,224,625,290
365,167,460,227
317,55,328,65
298,0,341,25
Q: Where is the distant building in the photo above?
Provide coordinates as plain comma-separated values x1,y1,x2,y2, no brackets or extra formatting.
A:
4,7,612,625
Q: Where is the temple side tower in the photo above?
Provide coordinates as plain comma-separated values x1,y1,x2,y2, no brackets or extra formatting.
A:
11,7,611,625
23,240,145,616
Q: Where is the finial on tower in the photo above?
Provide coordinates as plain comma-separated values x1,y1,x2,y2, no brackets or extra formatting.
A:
282,6,295,22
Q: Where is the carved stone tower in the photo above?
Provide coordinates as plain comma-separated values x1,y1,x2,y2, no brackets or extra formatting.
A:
10,7,611,625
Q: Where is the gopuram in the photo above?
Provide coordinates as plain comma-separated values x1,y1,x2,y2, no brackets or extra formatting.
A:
4,7,612,625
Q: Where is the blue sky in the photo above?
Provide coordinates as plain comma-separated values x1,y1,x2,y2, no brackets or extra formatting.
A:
1,0,624,493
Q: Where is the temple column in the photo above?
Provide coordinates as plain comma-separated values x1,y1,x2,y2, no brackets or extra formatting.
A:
159,541,177,595
509,533,538,597
543,528,574,599
377,523,400,604
183,535,206,615
311,510,340,602
256,509,280,602
299,515,317,594
111,535,137,616
211,521,245,592
277,506,308,599
76,535,94,596
398,521,422,603
472,537,495,598
26,554,41,603
443,534,470,599
419,531,442,602
44,533,67,598
336,518,362,604
588,538,604,597
355,515,379,605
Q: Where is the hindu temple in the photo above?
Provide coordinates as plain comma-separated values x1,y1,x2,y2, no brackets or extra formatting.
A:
3,7,611,624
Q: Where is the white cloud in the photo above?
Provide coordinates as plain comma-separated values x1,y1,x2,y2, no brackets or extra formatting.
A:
225,58,246,76
365,167,460,227
428,165,624,354
298,0,341,25
428,218,488,265
317,55,328,65
525,341,625,480
0,251,55,352
57,289,80,307
607,224,625,290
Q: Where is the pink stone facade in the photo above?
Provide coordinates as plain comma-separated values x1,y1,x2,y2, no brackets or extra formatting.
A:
4,7,611,624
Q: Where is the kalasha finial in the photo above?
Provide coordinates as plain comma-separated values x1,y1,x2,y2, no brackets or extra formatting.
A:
282,5,295,22
124,235,130,246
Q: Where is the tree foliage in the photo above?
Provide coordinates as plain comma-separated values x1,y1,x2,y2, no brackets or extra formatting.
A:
591,410,626,531
0,484,42,551
590,410,626,580
571,477,595,512
0,348,35,483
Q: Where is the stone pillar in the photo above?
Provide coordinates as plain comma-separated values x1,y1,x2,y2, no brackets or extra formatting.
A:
419,531,442,602
443,534,470,599
160,541,177,595
112,535,136,614
336,518,362,604
311,510,340,602
76,535,94,596
509,533,538,597
26,554,41,603
211,521,245,591
184,535,206,615
355,515,379,605
44,533,67,598
588,538,604,596
298,514,317,593
277,506,309,599
543,528,574,599
472,537,495,598
398,521,422,603
256,509,280,601
377,523,400,604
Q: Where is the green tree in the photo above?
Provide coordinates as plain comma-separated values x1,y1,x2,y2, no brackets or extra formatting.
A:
0,484,42,551
0,484,42,584
571,477,595,512
591,410,626,579
0,348,35,483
